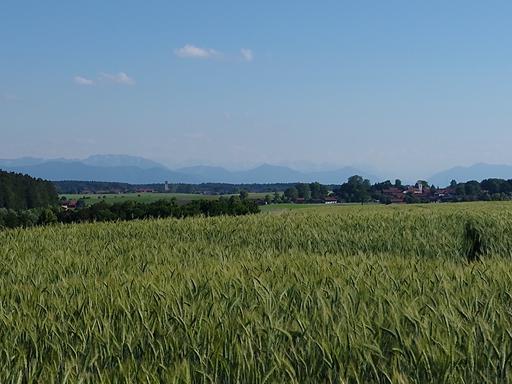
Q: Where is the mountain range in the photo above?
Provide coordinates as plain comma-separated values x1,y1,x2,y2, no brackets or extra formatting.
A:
2,155,512,186
428,163,512,187
0,155,377,185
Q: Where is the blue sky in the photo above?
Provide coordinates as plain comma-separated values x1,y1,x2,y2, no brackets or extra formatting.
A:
1,1,512,179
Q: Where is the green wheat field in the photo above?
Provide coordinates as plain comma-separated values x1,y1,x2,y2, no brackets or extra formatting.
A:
1,202,512,383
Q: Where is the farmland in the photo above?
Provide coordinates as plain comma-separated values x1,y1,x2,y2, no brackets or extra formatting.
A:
1,202,512,382
60,192,272,206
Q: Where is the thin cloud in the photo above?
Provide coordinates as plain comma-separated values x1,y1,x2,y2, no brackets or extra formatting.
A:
73,76,95,86
240,48,253,62
184,132,208,141
174,44,220,59
100,72,135,85
1,93,20,101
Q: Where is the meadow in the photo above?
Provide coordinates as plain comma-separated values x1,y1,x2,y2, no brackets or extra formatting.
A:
61,192,271,206
1,202,512,382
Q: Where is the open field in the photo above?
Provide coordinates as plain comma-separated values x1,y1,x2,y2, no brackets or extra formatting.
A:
260,202,327,212
61,192,272,206
1,202,512,382
259,202,365,213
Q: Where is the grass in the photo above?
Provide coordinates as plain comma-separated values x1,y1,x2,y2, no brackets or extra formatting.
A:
259,202,327,212
61,192,272,206
1,202,512,382
259,202,365,213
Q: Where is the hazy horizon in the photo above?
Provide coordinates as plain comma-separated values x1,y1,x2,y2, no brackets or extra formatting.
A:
4,153,512,185
2,1,512,181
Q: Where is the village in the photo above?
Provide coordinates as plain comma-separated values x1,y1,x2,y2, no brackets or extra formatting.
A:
379,182,456,204
58,179,465,210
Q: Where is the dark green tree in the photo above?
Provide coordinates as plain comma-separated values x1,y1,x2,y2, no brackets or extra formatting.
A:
284,187,299,201
337,175,371,204
239,190,249,200
295,183,312,200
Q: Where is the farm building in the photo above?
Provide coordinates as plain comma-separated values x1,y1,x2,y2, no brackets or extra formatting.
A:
324,196,338,204
382,187,406,203
61,200,78,210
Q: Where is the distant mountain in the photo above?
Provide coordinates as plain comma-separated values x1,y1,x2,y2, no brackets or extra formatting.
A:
228,164,378,184
2,161,194,184
303,167,377,185
0,157,46,168
429,163,512,187
176,165,235,182
0,155,378,184
176,164,307,184
83,154,167,170
233,164,304,184
175,164,378,184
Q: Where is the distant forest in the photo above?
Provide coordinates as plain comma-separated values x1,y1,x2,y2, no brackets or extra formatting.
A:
53,180,334,195
0,170,58,209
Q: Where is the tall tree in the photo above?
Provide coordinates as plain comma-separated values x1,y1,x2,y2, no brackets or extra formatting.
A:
296,183,311,200
0,170,58,209
284,187,299,201
337,175,371,203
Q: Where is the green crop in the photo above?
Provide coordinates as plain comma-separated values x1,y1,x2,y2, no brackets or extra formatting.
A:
0,202,511,382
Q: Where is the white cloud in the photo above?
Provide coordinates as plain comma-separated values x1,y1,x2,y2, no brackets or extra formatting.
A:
100,72,135,85
73,76,95,86
240,48,253,62
174,44,220,59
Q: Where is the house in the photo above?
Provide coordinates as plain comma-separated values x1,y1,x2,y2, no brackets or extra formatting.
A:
324,196,338,204
294,197,305,204
382,187,405,203
135,188,154,193
433,187,456,202
61,200,78,209
405,181,432,196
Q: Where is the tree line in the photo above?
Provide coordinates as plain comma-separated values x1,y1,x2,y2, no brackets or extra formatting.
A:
446,178,512,201
277,176,512,205
279,178,377,203
0,170,58,209
335,176,512,204
283,182,330,201
0,196,259,230
53,180,338,195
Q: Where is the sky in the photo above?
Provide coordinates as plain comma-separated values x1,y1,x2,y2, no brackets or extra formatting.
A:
1,0,512,179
